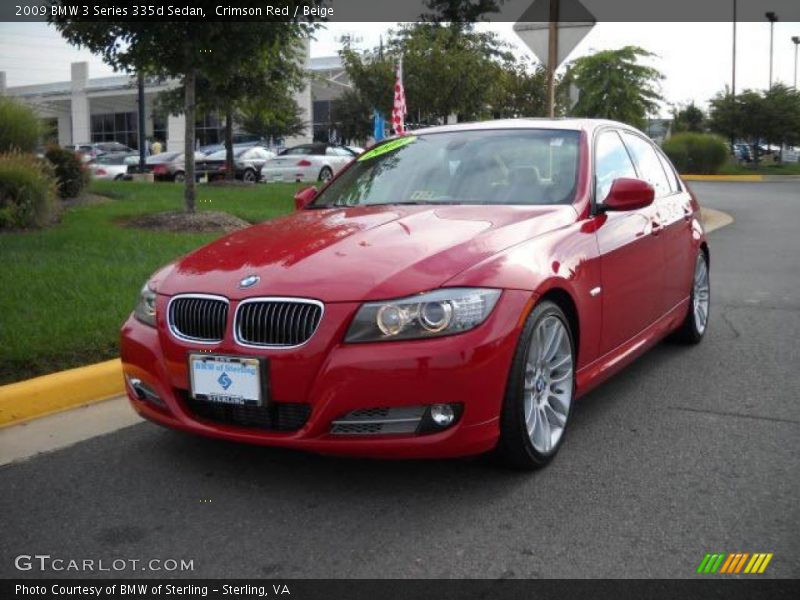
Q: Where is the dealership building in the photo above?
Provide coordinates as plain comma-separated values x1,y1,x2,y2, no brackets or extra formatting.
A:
0,44,350,150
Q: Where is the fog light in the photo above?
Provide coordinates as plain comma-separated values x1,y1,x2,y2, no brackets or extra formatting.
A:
430,403,455,427
125,375,164,407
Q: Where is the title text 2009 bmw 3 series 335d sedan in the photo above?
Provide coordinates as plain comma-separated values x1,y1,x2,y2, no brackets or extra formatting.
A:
120,119,710,469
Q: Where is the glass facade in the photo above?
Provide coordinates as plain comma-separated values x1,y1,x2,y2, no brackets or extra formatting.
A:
195,112,223,147
90,111,138,149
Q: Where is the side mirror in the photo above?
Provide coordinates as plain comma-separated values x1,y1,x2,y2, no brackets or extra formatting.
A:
602,178,655,211
293,186,318,210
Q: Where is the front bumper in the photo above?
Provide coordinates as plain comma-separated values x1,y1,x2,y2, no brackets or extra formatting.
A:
120,290,531,458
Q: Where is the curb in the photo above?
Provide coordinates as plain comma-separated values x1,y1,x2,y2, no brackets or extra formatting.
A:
682,175,763,182
700,207,734,234
0,359,124,428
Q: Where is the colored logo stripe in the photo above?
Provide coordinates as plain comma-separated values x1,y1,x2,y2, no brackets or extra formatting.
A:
698,552,773,574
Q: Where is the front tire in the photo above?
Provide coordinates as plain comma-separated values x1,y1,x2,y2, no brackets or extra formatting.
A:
496,301,576,470
673,251,710,344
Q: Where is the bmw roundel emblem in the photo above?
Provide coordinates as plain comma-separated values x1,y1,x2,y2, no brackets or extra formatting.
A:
239,275,260,289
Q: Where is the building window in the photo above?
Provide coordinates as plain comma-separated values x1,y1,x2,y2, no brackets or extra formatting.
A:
91,111,138,149
152,112,167,146
195,112,223,147
313,100,333,143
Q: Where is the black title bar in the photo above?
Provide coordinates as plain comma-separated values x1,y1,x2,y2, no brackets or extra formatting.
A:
3,0,800,22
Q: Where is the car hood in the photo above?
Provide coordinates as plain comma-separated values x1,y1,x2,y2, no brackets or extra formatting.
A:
156,204,576,302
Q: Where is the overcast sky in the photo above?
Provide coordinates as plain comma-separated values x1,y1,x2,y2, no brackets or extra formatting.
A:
1,21,798,115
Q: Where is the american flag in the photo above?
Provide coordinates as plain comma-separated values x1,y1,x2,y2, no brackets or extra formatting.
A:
391,57,406,135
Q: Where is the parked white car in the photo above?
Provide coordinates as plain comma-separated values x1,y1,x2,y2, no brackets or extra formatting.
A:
260,143,360,183
88,153,138,180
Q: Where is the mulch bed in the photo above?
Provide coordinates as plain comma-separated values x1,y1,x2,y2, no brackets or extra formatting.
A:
120,210,251,234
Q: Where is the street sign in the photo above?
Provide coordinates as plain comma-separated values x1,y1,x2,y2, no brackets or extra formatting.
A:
513,0,596,69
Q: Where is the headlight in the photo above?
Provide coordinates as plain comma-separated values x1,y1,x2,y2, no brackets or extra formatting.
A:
133,282,158,327
345,288,501,343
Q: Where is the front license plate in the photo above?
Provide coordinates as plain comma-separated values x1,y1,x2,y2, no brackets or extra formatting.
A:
189,354,264,406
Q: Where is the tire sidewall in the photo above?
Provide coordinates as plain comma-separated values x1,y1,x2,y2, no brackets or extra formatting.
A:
688,252,710,342
499,300,576,468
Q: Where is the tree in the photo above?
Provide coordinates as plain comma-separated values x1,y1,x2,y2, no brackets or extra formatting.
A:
51,4,316,211
707,88,741,142
709,85,800,162
421,0,504,28
564,46,664,129
672,102,706,133
330,89,373,145
762,84,800,156
341,23,514,128
237,90,307,144
157,38,308,179
490,61,571,118
709,89,766,161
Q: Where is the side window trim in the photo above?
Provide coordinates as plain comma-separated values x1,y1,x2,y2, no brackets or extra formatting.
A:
654,145,683,194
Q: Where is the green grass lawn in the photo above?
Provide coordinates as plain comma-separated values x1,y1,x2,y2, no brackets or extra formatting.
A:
0,180,300,385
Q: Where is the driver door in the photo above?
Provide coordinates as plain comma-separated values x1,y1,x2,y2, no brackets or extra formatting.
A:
593,129,665,355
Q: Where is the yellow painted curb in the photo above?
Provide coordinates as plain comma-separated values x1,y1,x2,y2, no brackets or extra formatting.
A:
682,174,763,182
0,359,124,427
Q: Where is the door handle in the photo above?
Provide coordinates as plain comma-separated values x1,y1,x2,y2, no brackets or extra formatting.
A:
650,218,662,235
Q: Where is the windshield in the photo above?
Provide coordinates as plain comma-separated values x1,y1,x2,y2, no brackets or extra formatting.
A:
310,129,581,208
207,148,249,160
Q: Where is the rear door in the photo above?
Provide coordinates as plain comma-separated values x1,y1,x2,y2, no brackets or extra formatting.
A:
594,129,666,354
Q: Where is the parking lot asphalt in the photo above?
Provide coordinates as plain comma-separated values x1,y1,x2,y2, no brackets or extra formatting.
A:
0,182,798,579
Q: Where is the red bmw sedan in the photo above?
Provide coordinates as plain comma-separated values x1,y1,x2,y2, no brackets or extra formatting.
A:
121,119,709,469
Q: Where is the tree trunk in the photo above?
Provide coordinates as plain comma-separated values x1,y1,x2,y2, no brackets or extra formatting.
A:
225,106,234,181
184,69,196,213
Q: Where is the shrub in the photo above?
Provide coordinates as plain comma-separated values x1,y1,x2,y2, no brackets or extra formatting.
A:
0,152,57,230
662,132,729,175
0,97,41,153
45,145,90,198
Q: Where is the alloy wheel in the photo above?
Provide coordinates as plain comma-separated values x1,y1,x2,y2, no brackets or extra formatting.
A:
523,315,574,454
693,255,710,335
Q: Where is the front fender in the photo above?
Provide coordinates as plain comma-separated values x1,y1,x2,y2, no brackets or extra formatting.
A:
444,219,603,369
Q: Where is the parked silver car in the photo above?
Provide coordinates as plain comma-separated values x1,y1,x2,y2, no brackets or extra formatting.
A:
260,143,360,183
88,153,138,181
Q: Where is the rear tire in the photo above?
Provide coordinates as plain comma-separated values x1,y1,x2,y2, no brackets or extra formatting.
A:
673,251,710,344
242,169,256,183
318,167,333,183
496,300,576,470
173,171,185,183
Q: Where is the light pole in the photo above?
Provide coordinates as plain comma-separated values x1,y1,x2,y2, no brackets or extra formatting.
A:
732,0,737,96
792,36,800,89
766,12,778,89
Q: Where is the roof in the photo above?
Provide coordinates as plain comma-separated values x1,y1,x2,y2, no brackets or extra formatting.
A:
6,56,343,98
411,118,642,136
